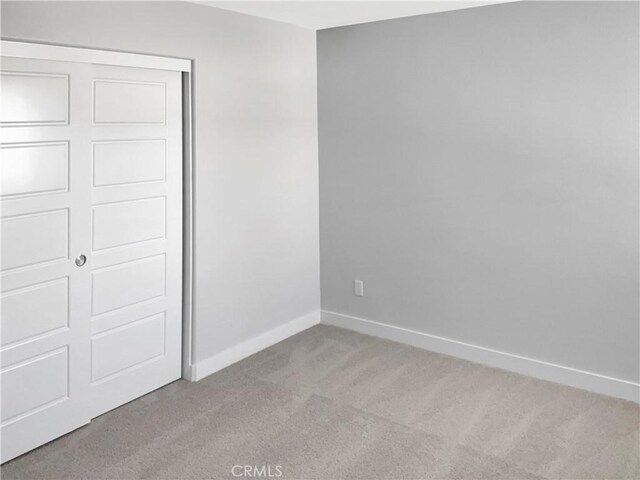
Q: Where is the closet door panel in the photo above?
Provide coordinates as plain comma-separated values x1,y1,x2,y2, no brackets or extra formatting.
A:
0,57,92,463
88,64,182,419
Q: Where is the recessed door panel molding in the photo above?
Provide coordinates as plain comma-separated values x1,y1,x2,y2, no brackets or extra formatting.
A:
90,298,168,337
91,254,166,316
92,139,166,187
1,277,69,348
0,348,69,426
1,45,185,463
0,142,69,198
89,241,167,271
0,72,69,126
0,209,69,272
91,313,165,383
93,79,166,125
92,196,166,251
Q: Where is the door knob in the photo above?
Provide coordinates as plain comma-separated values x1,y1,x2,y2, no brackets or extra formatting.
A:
75,254,87,267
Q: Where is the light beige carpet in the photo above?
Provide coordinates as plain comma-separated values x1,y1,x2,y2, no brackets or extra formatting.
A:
2,325,639,480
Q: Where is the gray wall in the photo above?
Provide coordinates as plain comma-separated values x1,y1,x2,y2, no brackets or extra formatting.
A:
1,1,319,365
318,1,639,382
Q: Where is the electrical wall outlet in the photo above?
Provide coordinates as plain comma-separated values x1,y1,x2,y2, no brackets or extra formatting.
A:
354,279,364,297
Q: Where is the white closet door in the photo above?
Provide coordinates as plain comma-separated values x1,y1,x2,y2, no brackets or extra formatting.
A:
0,56,183,463
88,64,182,418
0,57,93,462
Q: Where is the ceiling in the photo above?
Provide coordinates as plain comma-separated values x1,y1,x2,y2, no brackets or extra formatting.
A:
193,1,516,30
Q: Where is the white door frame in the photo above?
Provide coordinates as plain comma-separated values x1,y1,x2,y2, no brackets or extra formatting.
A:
0,40,197,381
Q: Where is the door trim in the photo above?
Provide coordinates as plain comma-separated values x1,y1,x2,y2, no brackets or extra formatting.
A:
1,40,190,72
0,40,196,382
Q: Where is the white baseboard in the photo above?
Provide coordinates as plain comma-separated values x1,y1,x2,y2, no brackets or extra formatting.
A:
321,310,640,403
190,310,320,381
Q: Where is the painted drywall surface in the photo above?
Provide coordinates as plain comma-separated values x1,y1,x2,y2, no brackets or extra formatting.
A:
318,1,639,382
1,1,319,364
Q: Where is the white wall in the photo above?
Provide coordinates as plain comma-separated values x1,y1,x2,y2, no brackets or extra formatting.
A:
318,1,639,385
1,1,320,372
